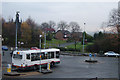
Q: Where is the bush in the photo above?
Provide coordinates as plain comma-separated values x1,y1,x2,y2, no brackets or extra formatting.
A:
86,45,94,53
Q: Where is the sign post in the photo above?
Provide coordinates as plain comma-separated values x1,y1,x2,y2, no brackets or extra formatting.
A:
39,55,42,72
89,53,92,60
94,53,96,60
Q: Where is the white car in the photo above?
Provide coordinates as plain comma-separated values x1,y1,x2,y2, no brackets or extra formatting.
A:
104,51,119,57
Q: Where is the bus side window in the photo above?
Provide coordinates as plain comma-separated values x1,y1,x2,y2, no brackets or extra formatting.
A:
56,51,60,58
48,52,51,59
26,54,30,59
41,52,45,60
31,53,35,61
51,52,54,58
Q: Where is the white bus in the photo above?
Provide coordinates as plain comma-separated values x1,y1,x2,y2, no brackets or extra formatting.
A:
12,48,60,70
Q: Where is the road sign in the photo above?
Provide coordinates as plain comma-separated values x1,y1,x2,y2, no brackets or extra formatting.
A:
89,53,92,60
89,53,92,57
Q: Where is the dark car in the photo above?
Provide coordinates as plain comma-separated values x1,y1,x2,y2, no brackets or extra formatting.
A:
30,47,40,50
2,46,8,51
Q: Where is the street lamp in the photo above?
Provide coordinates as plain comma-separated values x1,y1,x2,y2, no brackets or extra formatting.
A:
83,24,85,53
15,11,20,50
39,35,42,49
18,41,20,48
0,35,1,71
0,35,1,51
44,32,46,49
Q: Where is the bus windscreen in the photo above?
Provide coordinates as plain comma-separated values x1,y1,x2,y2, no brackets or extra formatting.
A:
13,54,22,59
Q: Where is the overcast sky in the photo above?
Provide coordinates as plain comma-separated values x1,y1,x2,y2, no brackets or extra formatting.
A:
2,2,118,35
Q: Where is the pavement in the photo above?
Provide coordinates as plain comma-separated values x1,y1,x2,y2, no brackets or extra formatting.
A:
1,51,119,79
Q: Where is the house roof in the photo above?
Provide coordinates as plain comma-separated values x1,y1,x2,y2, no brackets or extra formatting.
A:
71,32,83,37
44,28,55,32
57,30,70,34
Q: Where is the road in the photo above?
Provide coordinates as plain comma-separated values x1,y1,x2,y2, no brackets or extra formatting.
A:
2,51,119,79
59,42,75,47
49,42,75,48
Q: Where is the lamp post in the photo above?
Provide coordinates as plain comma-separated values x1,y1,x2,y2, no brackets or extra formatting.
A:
0,35,1,52
44,32,46,49
0,35,1,71
18,41,20,48
83,23,86,53
15,11,20,50
39,35,42,49
39,55,42,72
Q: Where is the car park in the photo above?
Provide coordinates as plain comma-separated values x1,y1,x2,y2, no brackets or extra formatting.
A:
104,51,119,57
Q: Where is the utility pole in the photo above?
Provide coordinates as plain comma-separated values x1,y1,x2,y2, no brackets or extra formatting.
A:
83,23,86,53
118,2,120,80
118,1,120,54
15,11,20,50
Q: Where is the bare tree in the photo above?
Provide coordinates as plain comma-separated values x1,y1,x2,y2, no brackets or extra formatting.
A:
69,22,81,51
48,21,56,28
108,9,119,33
26,16,37,44
41,22,49,29
107,8,120,53
57,21,69,30
69,22,80,32
26,16,35,27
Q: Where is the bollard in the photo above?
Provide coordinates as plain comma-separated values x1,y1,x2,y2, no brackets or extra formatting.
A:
47,62,50,71
4,64,20,76
7,64,11,73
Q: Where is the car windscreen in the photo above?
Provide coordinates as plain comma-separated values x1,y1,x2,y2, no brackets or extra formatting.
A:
13,54,22,59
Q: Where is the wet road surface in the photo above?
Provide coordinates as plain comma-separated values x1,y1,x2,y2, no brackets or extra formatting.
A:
2,51,119,79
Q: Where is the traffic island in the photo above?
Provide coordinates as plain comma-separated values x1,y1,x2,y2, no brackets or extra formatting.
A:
85,60,98,63
85,53,98,63
38,62,53,74
4,72,20,76
41,70,53,74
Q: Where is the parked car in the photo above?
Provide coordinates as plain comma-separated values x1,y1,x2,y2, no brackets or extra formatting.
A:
2,46,8,51
30,47,40,50
104,51,119,57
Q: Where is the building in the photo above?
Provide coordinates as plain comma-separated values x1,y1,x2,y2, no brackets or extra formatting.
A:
71,32,83,41
55,30,71,40
44,28,55,33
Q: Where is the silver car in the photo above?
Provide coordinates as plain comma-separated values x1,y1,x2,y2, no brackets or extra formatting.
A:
104,51,119,57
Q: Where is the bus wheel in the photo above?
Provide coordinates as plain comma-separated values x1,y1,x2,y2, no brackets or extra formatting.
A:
34,65,38,70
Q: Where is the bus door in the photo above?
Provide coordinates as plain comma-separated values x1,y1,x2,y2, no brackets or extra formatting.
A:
26,54,31,66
